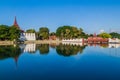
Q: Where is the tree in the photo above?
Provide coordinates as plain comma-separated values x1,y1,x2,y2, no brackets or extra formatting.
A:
9,26,21,40
0,25,21,41
50,32,56,36
0,25,9,40
89,34,93,37
71,27,78,38
38,27,49,40
56,26,73,39
56,27,64,39
79,28,83,34
56,25,87,39
110,32,120,39
98,32,112,38
26,29,36,33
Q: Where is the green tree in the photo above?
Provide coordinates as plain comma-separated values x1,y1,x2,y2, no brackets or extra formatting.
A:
110,32,120,39
26,29,36,33
98,32,112,38
56,25,87,39
38,27,49,40
50,32,56,36
56,27,64,39
0,25,9,40
71,27,78,38
9,26,21,40
56,26,72,39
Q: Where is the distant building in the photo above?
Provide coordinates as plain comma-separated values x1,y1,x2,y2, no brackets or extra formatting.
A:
87,33,108,43
13,17,36,41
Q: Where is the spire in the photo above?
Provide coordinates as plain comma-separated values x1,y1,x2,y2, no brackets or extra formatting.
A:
14,56,18,68
13,16,20,29
93,33,97,37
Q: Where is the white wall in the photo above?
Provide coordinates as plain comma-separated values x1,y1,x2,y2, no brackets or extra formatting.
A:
109,38,120,43
62,39,83,42
23,33,36,40
24,43,36,53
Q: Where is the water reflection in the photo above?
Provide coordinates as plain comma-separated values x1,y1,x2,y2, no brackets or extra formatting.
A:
0,45,22,67
0,43,120,60
88,43,109,48
23,44,36,53
0,45,22,60
1,43,120,80
109,43,120,48
37,44,49,55
56,43,86,56
49,43,58,49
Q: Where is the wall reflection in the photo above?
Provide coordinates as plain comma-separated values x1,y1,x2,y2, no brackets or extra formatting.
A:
0,43,120,61
88,43,109,48
108,43,120,48
24,44,36,53
0,43,120,69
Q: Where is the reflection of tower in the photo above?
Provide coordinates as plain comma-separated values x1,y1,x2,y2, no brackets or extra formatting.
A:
14,56,18,68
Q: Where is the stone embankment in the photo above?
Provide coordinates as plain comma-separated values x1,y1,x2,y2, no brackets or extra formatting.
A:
0,41,13,45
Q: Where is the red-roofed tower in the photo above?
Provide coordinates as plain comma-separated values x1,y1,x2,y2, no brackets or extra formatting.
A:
13,16,20,29
13,16,24,32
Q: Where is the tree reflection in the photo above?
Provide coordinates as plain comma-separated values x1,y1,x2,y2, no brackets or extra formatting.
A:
79,45,86,54
49,43,57,49
0,45,22,60
100,44,109,48
56,44,86,57
37,44,49,55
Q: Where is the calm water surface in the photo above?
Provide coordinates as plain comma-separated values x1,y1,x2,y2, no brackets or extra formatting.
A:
0,43,120,80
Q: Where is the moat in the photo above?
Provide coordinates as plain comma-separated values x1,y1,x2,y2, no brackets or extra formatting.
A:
0,43,120,80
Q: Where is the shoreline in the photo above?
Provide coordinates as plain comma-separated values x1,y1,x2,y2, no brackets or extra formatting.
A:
24,40,62,44
0,41,14,45
0,40,62,45
0,40,120,45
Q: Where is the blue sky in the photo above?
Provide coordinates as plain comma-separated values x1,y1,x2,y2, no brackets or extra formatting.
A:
0,0,120,33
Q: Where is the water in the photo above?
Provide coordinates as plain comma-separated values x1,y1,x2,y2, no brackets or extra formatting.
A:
0,43,120,80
